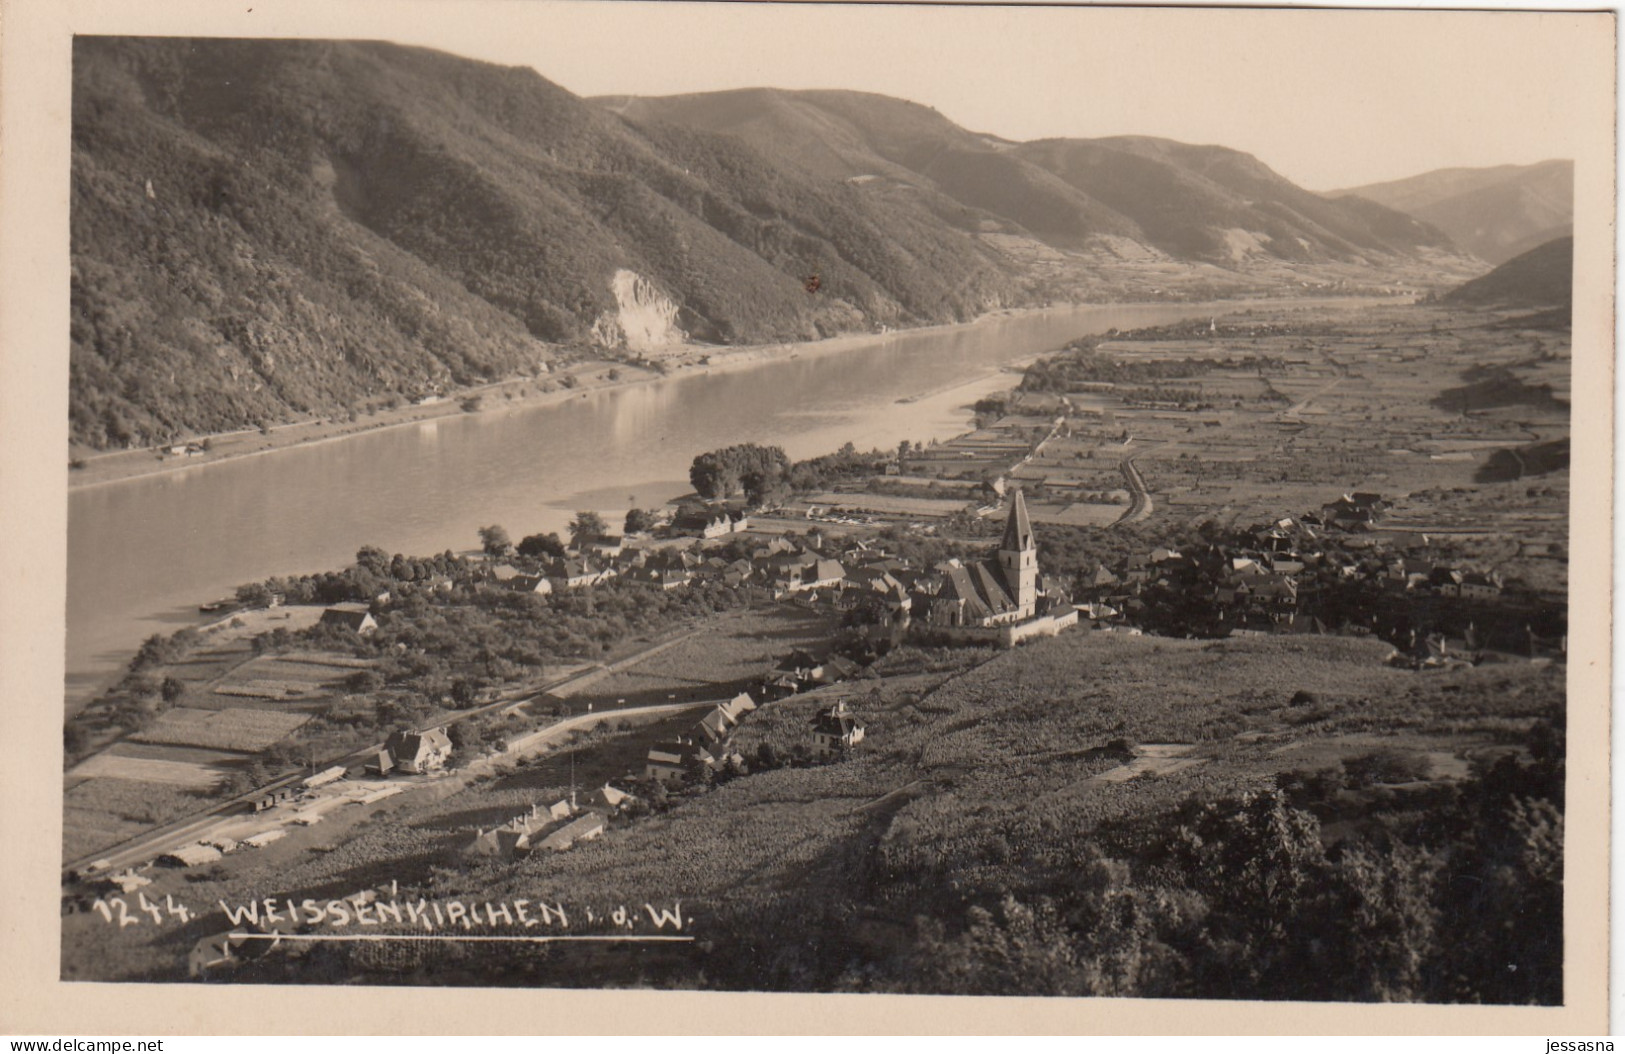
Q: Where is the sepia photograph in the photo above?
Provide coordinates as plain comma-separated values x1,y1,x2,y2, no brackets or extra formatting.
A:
1,0,1614,1035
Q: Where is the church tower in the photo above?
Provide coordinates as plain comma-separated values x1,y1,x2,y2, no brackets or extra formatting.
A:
997,489,1038,620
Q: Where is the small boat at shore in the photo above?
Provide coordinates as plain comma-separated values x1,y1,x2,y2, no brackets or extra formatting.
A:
198,598,239,614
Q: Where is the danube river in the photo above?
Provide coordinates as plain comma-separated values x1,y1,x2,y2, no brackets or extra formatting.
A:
64,299,1350,706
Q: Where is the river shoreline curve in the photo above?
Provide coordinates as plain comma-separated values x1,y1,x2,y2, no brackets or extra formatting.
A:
67,305,1083,492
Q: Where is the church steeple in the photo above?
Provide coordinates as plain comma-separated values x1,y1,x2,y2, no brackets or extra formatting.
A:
1000,488,1035,554
997,489,1038,619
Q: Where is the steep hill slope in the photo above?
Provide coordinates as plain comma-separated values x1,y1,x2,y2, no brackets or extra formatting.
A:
1443,235,1573,309
1333,160,1572,265
600,89,1460,267
71,40,1022,448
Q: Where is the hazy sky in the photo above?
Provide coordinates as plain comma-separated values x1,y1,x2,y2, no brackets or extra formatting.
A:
346,2,1608,190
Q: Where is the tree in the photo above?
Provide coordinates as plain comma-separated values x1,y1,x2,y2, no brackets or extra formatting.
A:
569,511,608,547
160,676,186,703
478,525,512,558
517,532,566,560
624,508,658,535
235,582,274,608
345,669,384,693
690,444,790,500
356,545,392,577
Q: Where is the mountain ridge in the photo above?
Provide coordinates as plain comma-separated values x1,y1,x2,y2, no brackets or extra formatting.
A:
1332,160,1572,265
599,87,1463,267
72,39,1481,450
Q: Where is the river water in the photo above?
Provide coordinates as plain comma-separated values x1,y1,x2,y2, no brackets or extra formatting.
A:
64,299,1354,706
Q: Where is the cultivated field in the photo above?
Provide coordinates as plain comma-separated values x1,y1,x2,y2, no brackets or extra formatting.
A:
566,607,835,708
128,706,311,752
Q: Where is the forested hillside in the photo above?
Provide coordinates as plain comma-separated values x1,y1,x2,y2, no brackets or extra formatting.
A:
603,89,1460,264
1444,236,1573,309
70,39,1021,448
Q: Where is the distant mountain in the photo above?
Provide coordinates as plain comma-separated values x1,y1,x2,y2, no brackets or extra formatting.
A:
71,40,1021,448
1444,236,1572,309
1332,161,1572,265
599,89,1460,267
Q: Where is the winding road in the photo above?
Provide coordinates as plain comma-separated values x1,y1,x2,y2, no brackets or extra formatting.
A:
1115,456,1153,524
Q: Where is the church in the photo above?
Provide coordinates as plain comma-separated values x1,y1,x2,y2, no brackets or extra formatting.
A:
923,490,1064,635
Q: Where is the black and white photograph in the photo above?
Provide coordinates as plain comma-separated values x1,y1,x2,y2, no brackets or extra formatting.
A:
2,0,1614,1033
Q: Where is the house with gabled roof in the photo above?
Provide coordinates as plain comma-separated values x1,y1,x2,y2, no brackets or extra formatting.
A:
811,700,865,758
319,605,377,635
384,726,453,774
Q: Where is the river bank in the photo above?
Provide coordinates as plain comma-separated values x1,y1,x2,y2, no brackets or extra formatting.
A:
66,305,1060,492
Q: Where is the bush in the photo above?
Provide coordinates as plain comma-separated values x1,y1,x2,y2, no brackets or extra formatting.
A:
1342,749,1432,787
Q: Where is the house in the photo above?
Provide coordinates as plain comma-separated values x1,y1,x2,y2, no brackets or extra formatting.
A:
777,649,828,683
1322,492,1387,529
547,556,617,590
696,707,734,744
631,562,692,590
384,726,454,774
319,605,377,635
811,700,866,758
758,674,802,702
488,564,525,583
510,573,554,596
586,783,637,813
1456,571,1503,599
780,558,847,596
718,692,757,723
676,507,749,539
533,812,608,852
645,738,707,783
463,803,554,860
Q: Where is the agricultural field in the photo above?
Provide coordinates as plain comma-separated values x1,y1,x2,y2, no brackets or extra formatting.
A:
209,653,367,705
807,492,970,518
956,303,1570,561
128,706,312,752
62,778,210,861
566,606,835,709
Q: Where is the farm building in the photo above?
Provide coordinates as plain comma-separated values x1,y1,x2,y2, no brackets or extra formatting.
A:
159,843,224,868
251,786,297,813
302,766,347,789
319,605,377,635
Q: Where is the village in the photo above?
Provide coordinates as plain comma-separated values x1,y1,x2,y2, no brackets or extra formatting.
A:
57,297,1570,986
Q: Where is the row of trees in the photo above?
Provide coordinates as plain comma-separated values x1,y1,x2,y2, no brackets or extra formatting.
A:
479,512,609,560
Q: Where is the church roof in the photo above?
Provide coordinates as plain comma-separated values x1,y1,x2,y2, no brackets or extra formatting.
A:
1001,490,1035,553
